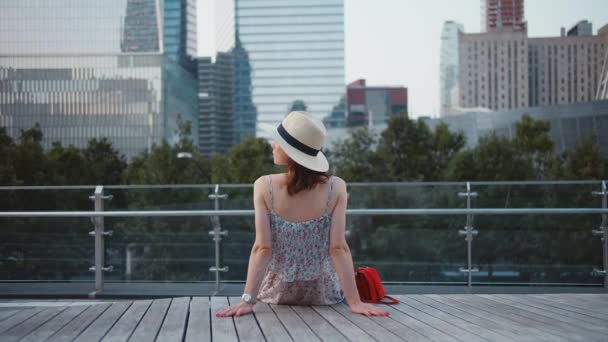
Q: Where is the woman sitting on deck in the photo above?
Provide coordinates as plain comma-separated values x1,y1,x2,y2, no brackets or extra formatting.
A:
215,111,389,318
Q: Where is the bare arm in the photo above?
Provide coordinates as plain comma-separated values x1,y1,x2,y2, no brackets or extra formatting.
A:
216,176,272,318
329,178,389,317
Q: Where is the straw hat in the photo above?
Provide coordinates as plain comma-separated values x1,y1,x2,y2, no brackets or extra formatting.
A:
260,111,329,172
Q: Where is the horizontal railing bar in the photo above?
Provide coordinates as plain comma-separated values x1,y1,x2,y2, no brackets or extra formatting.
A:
0,180,604,191
1,208,608,217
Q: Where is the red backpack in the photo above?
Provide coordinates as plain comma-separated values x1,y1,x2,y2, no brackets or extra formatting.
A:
354,267,399,305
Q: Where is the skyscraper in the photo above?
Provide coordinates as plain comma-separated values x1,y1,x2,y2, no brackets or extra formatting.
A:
481,0,526,33
0,0,198,158
234,0,345,138
439,21,464,117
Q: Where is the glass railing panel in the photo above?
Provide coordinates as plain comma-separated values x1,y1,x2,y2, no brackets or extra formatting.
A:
472,181,601,208
474,213,602,285
348,214,467,283
347,183,467,209
104,216,214,282
0,217,93,281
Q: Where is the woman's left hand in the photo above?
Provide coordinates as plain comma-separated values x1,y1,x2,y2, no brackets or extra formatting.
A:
215,302,254,318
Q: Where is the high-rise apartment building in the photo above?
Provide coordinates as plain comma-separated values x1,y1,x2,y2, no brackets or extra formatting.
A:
459,22,608,111
481,0,526,33
234,0,345,138
0,0,198,159
439,21,464,117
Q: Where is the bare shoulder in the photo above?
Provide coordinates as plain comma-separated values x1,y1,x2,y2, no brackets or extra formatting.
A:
330,176,347,194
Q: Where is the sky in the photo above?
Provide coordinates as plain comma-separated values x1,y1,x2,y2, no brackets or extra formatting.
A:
198,0,608,118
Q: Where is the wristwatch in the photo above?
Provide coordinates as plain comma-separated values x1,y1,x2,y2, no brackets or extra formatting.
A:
241,293,255,304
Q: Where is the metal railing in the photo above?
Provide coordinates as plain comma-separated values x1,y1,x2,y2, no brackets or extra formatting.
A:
0,180,607,297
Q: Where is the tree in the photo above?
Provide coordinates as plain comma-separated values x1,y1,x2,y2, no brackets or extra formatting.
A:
329,127,385,181
513,114,554,179
444,133,533,181
562,134,606,179
220,136,277,183
83,138,127,185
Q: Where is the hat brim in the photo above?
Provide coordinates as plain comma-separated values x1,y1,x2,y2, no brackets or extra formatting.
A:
260,123,329,172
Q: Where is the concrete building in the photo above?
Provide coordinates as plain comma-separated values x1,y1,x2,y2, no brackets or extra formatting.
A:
459,22,608,112
345,79,408,127
424,100,608,157
440,21,465,117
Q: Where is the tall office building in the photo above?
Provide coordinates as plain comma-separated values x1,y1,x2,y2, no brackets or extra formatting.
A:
481,0,526,33
198,53,234,156
459,22,608,111
0,0,198,159
439,21,464,117
234,0,345,138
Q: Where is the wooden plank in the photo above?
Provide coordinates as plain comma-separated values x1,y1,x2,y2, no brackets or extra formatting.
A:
74,301,131,341
488,295,608,333
378,301,460,342
411,295,525,342
331,303,405,342
270,304,321,342
1,306,67,342
390,296,487,342
531,294,608,315
311,305,377,342
290,305,348,342
0,307,44,334
47,303,111,342
129,298,171,342
469,295,606,341
156,297,190,342
185,297,211,342
19,305,89,342
102,300,152,342
526,294,608,318
495,294,608,326
425,295,564,342
227,296,265,342
250,301,292,342
446,295,588,342
0,310,21,322
210,296,239,342
396,295,515,342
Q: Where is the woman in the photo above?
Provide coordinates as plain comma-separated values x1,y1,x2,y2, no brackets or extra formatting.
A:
216,111,389,318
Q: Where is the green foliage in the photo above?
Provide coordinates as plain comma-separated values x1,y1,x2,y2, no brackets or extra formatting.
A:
331,114,466,181
212,136,279,183
444,133,533,181
561,134,607,179
330,127,384,181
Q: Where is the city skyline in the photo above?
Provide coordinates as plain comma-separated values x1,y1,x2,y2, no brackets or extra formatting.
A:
198,0,608,118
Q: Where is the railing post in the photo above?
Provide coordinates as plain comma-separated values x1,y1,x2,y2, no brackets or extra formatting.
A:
591,180,607,288
208,184,229,294
458,182,479,288
88,186,113,298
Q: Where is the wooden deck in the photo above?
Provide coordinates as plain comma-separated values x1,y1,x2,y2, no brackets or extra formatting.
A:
0,294,606,341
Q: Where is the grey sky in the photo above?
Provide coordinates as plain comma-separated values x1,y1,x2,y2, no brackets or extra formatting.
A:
198,0,608,118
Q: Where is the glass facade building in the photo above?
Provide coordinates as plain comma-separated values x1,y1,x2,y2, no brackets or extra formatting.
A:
0,0,198,159
234,0,345,138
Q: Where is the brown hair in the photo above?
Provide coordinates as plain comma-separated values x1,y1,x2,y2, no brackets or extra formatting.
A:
286,158,332,196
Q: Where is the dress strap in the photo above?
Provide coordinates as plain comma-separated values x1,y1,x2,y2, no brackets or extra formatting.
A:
325,176,334,214
267,175,274,210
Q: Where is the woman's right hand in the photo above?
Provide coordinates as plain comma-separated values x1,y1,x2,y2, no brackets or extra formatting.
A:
348,301,390,316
